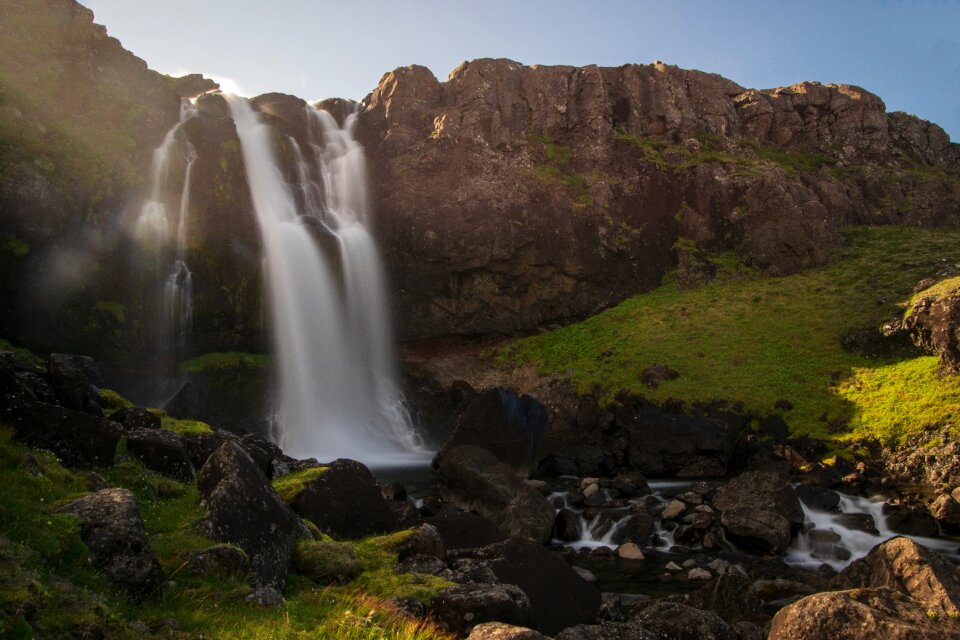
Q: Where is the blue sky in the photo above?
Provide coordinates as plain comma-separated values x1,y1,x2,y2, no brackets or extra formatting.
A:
85,0,960,141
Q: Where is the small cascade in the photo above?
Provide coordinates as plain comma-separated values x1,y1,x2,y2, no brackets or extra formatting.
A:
786,492,960,570
138,99,198,367
223,94,427,466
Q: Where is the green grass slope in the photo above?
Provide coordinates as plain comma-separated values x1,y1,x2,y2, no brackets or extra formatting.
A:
0,419,452,640
498,226,960,449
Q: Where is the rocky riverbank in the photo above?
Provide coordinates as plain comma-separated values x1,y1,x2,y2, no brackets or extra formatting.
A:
3,346,960,639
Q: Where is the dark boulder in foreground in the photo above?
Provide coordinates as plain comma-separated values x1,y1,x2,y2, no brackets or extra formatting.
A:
197,441,307,589
57,488,162,599
436,388,548,475
449,539,602,636
125,428,195,481
436,445,554,544
286,458,399,539
424,509,509,550
1,395,120,468
431,583,533,635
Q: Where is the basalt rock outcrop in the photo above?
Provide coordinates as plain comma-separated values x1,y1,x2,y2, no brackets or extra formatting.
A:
903,277,960,374
357,59,960,339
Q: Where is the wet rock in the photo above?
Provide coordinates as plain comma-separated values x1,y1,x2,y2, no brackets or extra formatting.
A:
286,458,399,539
197,441,307,589
449,539,602,636
554,509,583,541
834,512,878,535
466,622,551,640
713,470,804,527
430,583,532,635
436,388,548,475
769,587,960,639
616,543,644,561
794,484,840,511
437,445,554,544
57,488,162,598
832,536,960,617
125,428,195,481
884,503,941,537
611,514,655,546
611,471,650,497
720,507,791,554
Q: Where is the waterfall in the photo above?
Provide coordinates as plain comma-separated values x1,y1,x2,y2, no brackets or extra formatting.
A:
224,94,427,467
138,99,197,367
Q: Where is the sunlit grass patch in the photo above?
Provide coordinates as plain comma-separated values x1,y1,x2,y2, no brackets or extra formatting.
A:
498,226,960,448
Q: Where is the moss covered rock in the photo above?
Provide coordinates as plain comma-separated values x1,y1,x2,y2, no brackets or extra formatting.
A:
293,539,361,584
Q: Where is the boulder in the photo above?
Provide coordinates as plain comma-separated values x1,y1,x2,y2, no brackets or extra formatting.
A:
125,428,195,481
436,446,554,544
56,488,162,598
46,353,103,414
769,587,960,639
179,430,232,469
197,441,308,589
794,484,840,511
449,539,602,636
623,406,732,476
430,583,532,635
466,622,550,640
185,544,249,579
685,570,764,625
285,458,399,539
713,470,803,553
108,407,161,431
629,600,737,640
436,388,548,475
720,507,791,554
392,523,445,561
1,395,120,468
611,514,655,547
832,536,960,617
931,493,960,531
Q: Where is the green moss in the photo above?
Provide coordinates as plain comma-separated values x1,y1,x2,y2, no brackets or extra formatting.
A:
179,351,272,373
0,235,29,258
737,138,833,174
0,339,43,367
294,540,361,584
144,407,214,435
350,531,452,603
98,388,133,413
92,300,126,324
272,467,329,504
497,226,960,449
836,357,960,446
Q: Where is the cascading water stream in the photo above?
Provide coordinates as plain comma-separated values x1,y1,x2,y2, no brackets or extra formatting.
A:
138,99,197,368
224,94,427,466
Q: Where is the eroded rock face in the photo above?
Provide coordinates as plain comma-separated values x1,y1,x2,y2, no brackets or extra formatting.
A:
357,58,960,340
57,488,162,598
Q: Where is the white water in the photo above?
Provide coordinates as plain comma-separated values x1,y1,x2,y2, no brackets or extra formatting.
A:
224,95,428,467
786,492,960,570
138,100,197,364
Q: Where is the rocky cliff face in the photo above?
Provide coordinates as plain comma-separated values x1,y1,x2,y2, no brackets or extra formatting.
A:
1,4,958,371
356,59,960,339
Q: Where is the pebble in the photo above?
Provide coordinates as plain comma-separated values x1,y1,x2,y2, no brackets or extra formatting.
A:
682,558,696,569
666,561,683,572
616,543,645,561
661,499,686,520
688,568,712,581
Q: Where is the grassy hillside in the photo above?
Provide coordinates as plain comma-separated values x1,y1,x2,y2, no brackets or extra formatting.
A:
498,226,960,448
0,423,452,639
